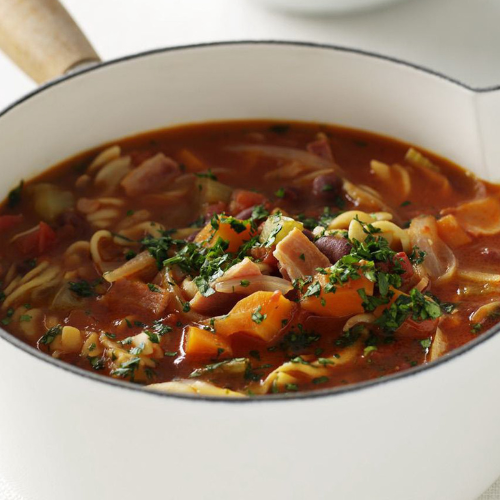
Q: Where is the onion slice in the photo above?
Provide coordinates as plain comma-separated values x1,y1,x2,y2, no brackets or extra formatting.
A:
409,216,457,284
215,275,293,295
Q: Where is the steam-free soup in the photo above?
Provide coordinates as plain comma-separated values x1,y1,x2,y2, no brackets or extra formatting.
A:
1,121,499,397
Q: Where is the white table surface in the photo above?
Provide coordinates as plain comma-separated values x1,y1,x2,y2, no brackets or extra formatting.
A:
1,0,500,498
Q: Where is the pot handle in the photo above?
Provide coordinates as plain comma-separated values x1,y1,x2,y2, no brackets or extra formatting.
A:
0,0,100,83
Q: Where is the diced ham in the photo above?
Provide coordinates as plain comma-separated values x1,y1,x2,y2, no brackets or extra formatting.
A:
120,153,180,197
306,137,334,162
102,278,170,318
273,228,330,280
218,258,261,281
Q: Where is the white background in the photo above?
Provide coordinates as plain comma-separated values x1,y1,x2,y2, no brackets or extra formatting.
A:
0,0,499,498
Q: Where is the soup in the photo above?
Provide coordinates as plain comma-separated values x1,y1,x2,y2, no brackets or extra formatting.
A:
1,120,499,397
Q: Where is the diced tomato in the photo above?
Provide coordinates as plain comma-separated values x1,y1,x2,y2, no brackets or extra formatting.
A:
15,221,56,257
0,214,23,232
394,252,414,281
377,252,414,281
398,317,438,338
229,190,267,215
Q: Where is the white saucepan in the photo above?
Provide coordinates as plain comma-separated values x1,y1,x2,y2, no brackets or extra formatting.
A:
0,1,499,500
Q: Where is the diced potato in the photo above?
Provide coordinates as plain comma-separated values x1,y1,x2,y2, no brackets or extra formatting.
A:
184,326,233,358
260,214,304,246
436,214,472,248
131,332,155,356
301,274,374,317
197,178,233,204
81,332,104,357
61,326,83,353
31,183,74,222
214,291,294,342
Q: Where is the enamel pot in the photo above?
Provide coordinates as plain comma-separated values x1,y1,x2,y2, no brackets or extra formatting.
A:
0,1,499,499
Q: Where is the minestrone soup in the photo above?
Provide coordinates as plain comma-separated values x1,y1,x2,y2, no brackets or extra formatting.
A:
1,120,499,397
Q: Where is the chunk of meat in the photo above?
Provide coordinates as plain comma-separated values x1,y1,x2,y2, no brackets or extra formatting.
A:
273,228,330,280
306,137,335,162
220,258,261,281
120,153,180,197
102,278,170,318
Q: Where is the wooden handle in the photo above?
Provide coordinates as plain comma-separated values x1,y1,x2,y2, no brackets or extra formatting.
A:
0,0,100,83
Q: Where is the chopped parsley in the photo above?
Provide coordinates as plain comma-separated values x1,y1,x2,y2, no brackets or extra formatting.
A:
68,279,97,298
7,180,23,208
251,306,267,324
251,205,269,221
420,338,432,350
111,357,142,380
88,356,105,370
40,324,62,345
312,376,329,385
471,323,482,334
269,124,290,134
275,187,285,198
1,308,14,326
195,169,217,180
147,283,161,293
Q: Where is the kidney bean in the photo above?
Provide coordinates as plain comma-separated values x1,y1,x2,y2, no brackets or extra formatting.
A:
312,173,343,201
314,236,352,263
235,206,256,220
302,229,315,241
186,230,200,242
204,201,227,222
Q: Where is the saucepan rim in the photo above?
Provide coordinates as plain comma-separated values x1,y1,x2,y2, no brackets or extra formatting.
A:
0,39,498,404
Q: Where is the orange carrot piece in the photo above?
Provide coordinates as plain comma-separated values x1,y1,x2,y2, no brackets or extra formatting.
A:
372,287,404,318
184,326,232,358
195,216,254,253
176,149,206,171
436,214,472,248
214,291,294,342
301,274,374,317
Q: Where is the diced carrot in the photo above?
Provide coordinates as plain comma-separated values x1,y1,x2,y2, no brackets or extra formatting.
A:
229,190,267,215
176,149,206,171
373,287,405,318
195,216,254,253
301,274,374,317
214,291,295,342
184,326,232,358
102,279,170,318
0,214,23,232
436,214,472,248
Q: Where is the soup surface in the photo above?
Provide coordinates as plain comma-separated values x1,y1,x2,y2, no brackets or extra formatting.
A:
1,120,499,397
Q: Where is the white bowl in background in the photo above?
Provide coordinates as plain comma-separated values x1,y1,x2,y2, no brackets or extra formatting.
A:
0,42,500,500
252,0,411,15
